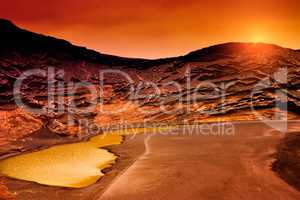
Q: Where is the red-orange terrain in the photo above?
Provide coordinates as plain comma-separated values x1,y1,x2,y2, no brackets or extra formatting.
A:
0,19,300,199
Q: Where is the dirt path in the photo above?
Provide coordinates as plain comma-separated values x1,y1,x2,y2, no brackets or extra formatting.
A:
99,121,300,200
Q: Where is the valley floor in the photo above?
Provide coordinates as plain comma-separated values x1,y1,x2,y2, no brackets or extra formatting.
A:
2,121,300,200
99,121,300,200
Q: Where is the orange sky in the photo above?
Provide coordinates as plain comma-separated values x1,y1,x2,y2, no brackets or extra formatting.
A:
1,0,300,58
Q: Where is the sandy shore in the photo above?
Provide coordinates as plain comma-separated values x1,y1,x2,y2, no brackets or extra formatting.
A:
1,134,146,200
1,121,300,200
99,121,300,200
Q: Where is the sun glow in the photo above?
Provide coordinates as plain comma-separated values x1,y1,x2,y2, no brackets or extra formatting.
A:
250,30,270,44
252,35,265,43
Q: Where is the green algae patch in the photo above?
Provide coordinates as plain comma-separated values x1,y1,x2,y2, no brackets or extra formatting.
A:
0,134,123,188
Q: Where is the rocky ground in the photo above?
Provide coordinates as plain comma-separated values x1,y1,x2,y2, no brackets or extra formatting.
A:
273,131,300,191
1,18,300,199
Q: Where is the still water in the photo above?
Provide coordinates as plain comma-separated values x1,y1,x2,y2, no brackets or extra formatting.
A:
0,127,172,188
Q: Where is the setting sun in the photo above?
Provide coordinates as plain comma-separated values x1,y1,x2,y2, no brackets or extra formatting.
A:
1,0,300,58
251,33,267,43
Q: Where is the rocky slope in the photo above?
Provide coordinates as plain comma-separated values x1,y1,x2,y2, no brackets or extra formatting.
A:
1,18,300,198
1,18,300,149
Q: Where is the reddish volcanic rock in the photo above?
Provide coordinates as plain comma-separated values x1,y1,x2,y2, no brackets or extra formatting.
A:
0,19,300,193
273,132,300,191
0,181,15,200
0,19,299,136
0,108,43,146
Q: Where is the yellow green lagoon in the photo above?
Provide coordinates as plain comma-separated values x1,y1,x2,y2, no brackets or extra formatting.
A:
0,126,173,188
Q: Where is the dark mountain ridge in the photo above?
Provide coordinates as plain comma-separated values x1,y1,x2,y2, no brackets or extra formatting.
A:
1,19,298,68
1,18,300,121
0,18,179,68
